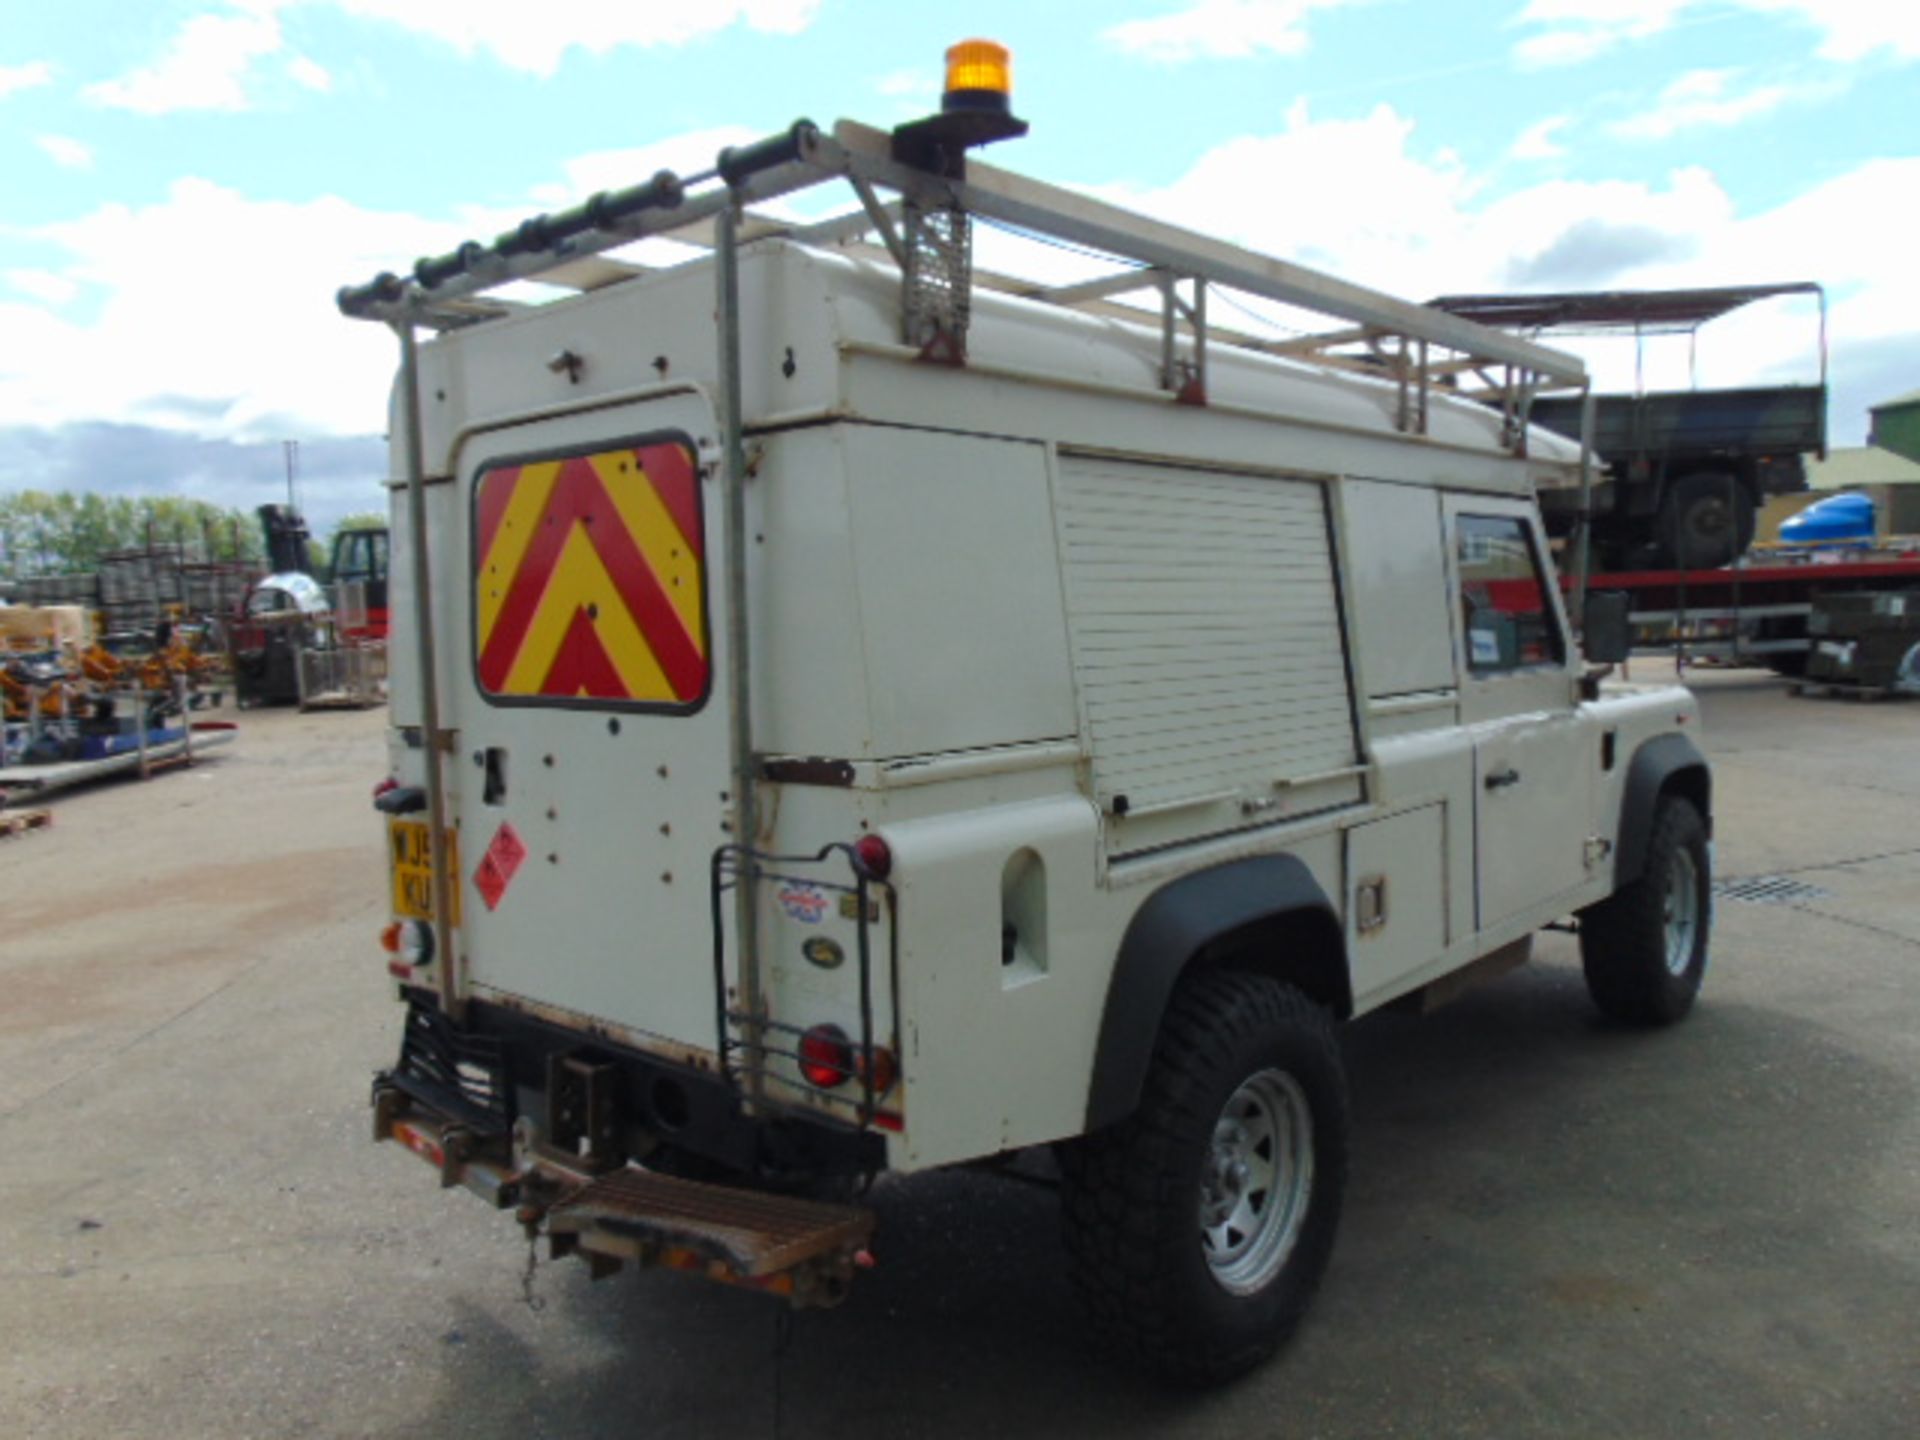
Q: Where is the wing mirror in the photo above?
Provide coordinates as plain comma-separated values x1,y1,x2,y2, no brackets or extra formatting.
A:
1581,590,1632,666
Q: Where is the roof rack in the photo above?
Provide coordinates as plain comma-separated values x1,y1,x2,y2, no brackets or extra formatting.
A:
339,116,1588,447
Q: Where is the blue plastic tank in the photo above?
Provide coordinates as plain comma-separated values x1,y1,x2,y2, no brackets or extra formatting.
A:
1780,491,1876,546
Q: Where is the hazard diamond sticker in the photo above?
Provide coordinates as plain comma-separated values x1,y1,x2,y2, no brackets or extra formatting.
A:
473,821,528,912
473,439,707,708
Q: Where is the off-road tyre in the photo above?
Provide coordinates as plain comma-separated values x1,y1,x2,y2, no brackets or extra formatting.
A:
1059,970,1348,1386
1657,473,1755,570
1579,796,1711,1025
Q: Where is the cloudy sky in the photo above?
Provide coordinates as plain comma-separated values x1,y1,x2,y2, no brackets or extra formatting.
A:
1,0,1913,534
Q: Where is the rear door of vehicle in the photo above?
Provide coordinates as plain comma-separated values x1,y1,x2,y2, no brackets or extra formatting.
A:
445,389,730,1056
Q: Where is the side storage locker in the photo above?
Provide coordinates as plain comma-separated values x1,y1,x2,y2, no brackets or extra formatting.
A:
1053,453,1364,856
1344,804,1447,1010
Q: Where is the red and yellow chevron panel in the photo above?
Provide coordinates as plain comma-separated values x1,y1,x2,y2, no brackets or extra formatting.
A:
474,439,707,706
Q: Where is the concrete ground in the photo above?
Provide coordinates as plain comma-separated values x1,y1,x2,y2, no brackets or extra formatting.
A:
1,666,1915,1439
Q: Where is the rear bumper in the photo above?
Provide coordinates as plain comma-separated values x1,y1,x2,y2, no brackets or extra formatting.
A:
372,1084,875,1308
379,993,885,1184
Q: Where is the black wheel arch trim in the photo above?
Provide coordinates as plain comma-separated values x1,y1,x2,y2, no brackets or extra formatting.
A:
1615,733,1711,885
1084,854,1345,1133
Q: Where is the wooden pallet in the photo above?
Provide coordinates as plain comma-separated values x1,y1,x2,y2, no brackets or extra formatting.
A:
0,807,52,837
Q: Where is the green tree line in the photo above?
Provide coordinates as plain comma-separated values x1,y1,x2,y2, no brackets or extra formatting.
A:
0,491,265,579
0,494,388,581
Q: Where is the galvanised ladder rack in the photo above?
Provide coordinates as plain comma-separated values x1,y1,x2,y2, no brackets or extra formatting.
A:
339,116,1589,443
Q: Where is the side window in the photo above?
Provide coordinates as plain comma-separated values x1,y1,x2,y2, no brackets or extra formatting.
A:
336,532,371,584
1456,514,1565,676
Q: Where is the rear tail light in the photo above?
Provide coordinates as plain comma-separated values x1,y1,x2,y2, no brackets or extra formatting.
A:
797,1026,898,1098
373,776,399,801
382,919,434,967
851,833,892,880
798,1025,854,1088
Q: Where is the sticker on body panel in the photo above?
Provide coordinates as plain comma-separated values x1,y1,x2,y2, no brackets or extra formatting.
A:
474,822,529,911
778,882,830,924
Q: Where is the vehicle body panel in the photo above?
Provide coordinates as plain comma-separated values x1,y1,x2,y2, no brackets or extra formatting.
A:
374,239,1701,1178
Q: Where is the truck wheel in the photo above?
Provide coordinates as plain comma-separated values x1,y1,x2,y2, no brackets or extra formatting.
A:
1579,797,1711,1025
1059,971,1348,1385
1657,473,1754,570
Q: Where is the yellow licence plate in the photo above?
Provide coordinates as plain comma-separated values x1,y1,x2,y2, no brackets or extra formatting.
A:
389,819,459,923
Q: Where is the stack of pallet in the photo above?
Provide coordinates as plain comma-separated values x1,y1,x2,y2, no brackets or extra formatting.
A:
5,574,100,608
0,604,93,652
98,545,186,634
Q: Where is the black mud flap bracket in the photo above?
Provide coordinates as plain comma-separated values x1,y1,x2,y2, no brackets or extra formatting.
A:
372,1081,520,1208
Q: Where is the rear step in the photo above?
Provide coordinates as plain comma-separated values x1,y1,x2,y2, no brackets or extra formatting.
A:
372,1088,874,1309
546,1169,875,1308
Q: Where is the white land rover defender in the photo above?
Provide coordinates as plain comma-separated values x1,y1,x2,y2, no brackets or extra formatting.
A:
344,44,1712,1385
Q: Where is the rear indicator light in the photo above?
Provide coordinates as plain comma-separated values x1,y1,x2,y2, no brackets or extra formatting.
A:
798,1024,854,1088
379,922,403,954
859,1045,899,1096
852,833,892,880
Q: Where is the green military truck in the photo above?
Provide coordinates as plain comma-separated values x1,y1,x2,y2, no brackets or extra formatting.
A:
1432,285,1827,570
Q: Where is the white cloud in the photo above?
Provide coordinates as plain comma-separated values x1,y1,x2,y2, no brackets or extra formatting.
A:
1514,1,1920,69
319,0,823,76
34,134,95,170
78,4,349,114
1104,0,1365,62
1509,115,1570,159
0,122,799,441
2,89,1907,452
0,179,504,438
0,59,55,98
286,55,332,92
1513,24,1634,68
7,270,80,306
1797,1,1920,62
1092,103,1899,433
84,0,827,103
1609,67,1819,140
84,9,284,113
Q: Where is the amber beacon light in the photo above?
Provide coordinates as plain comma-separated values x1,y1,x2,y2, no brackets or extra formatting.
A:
892,38,1028,172
943,39,1014,112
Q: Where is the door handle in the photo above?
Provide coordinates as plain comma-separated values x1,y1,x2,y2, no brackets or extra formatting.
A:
1484,766,1521,790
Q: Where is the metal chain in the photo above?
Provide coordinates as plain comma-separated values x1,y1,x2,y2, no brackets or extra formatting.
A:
520,1231,546,1313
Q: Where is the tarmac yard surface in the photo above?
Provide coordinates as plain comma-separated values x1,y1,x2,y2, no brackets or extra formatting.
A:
1,668,1915,1439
